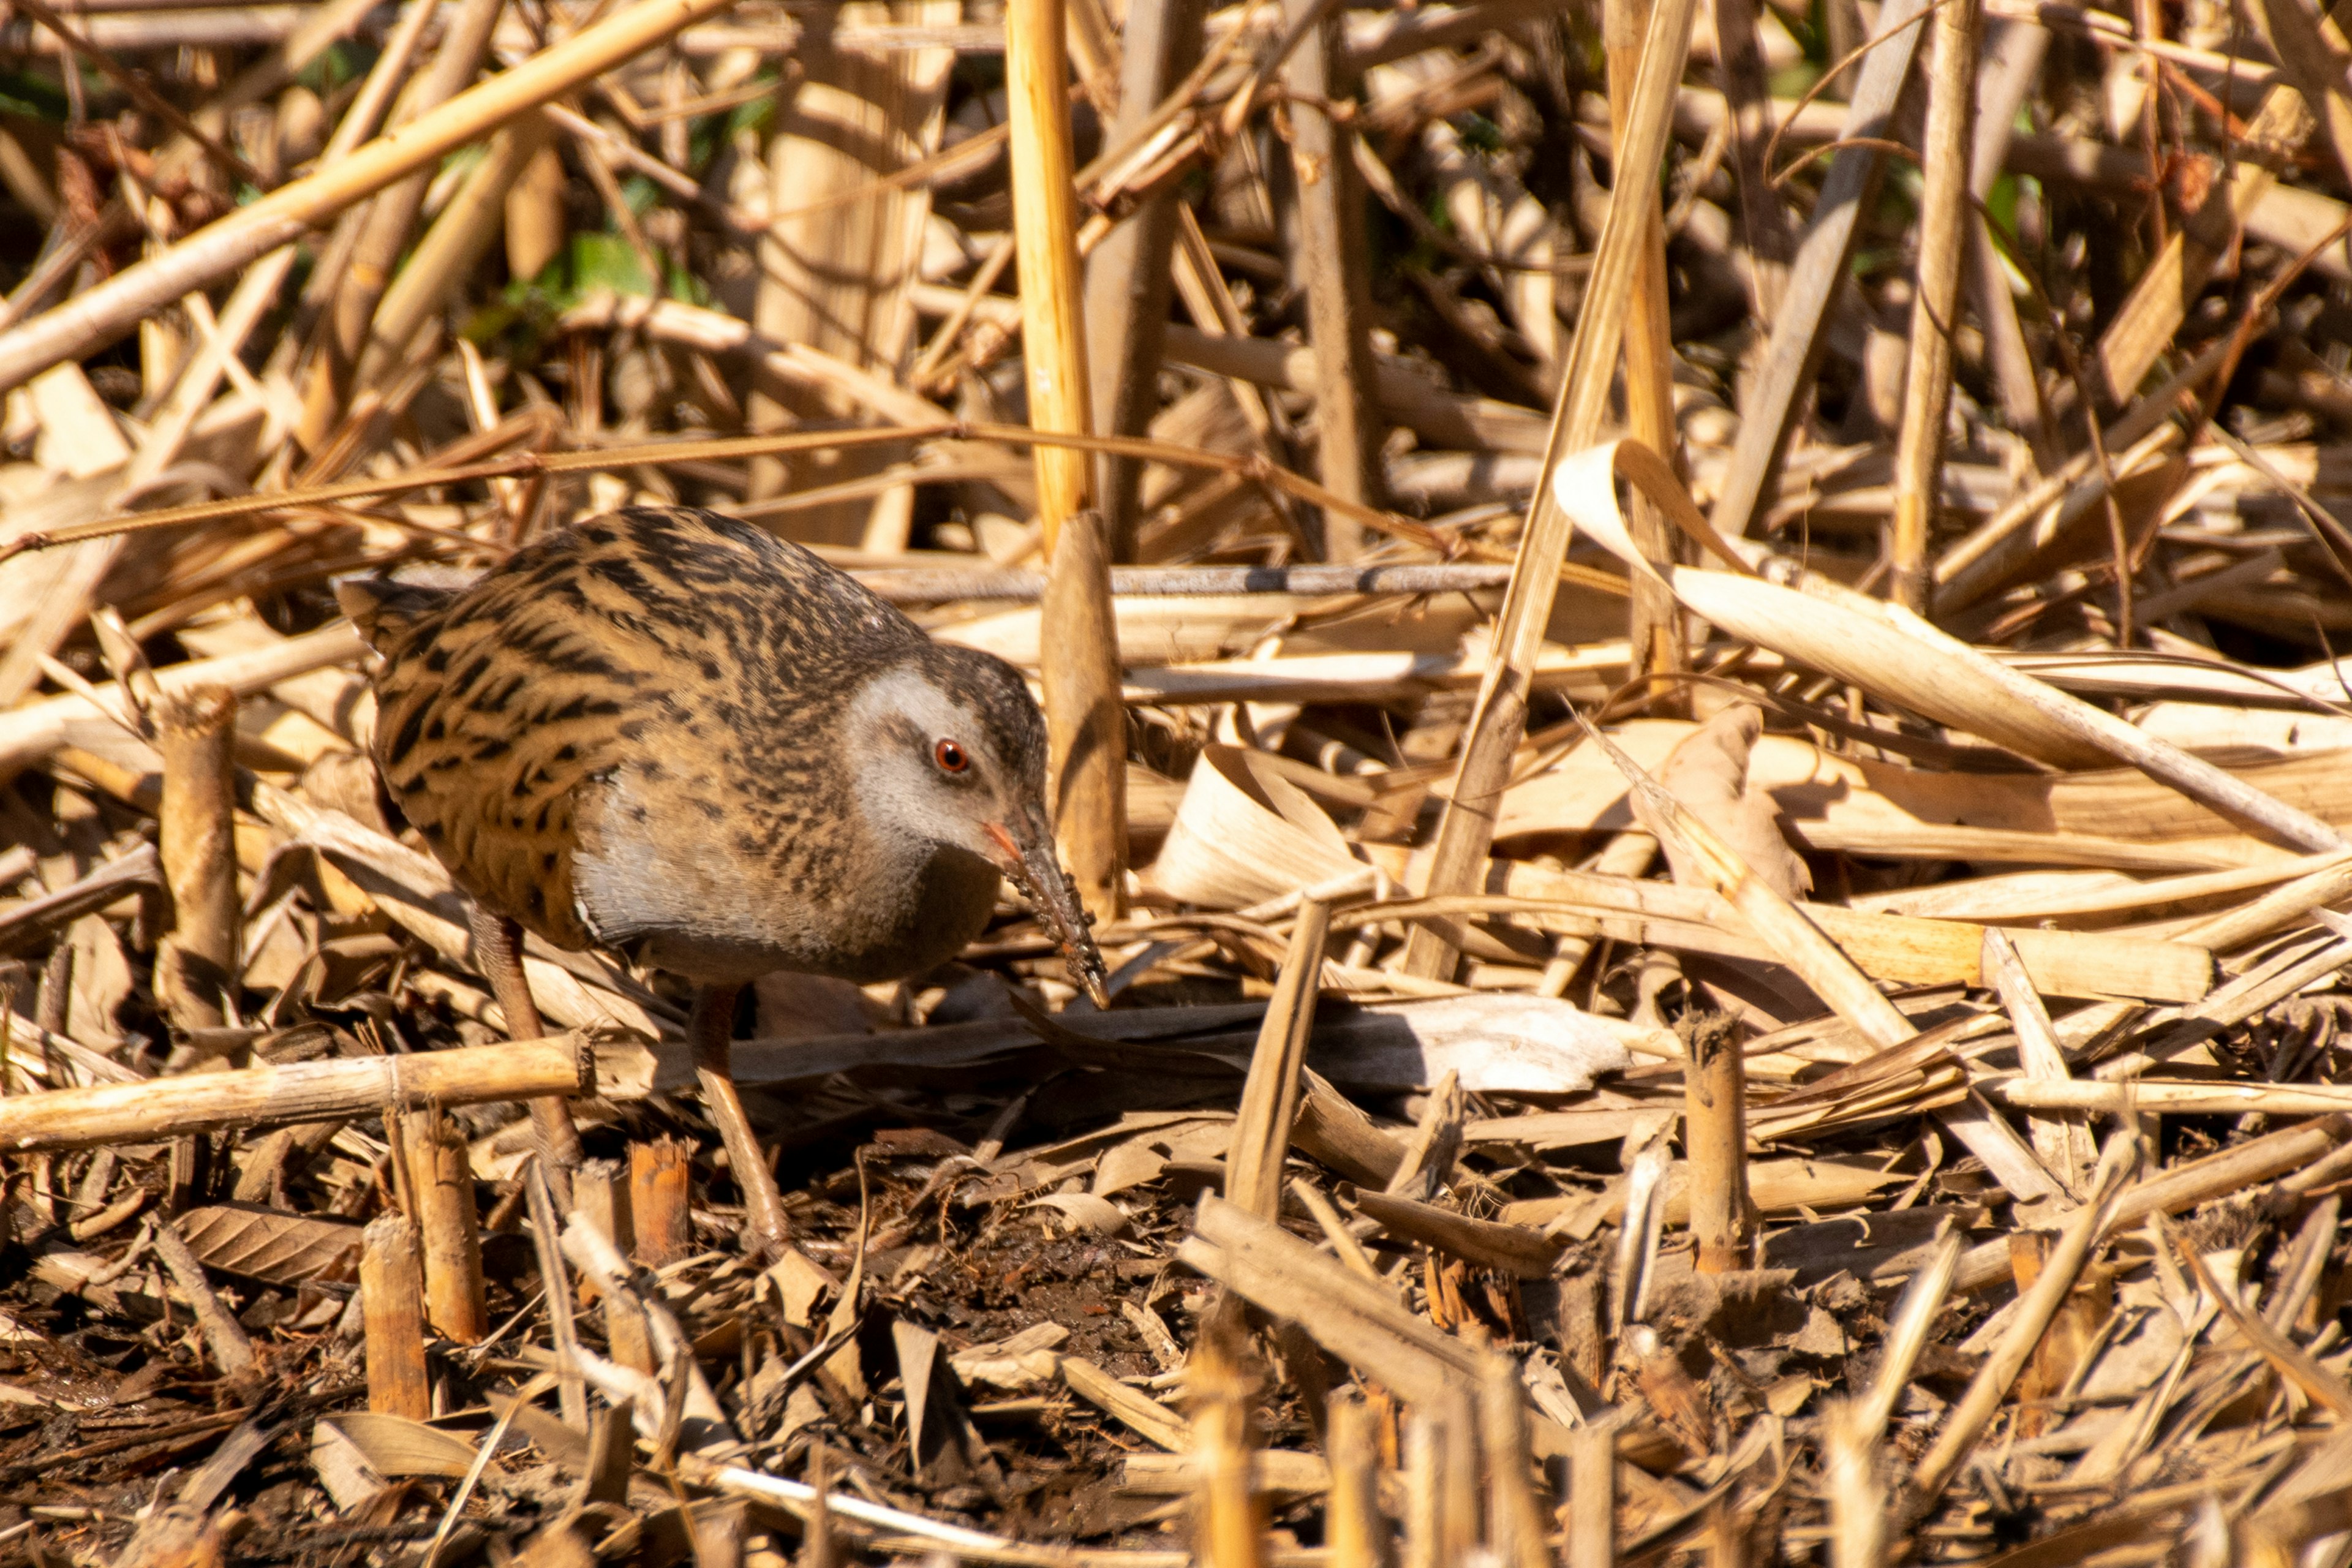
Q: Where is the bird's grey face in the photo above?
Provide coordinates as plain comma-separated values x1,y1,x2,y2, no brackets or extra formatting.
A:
846,655,1108,1004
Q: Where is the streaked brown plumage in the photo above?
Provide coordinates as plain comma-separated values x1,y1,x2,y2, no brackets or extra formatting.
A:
339,506,1106,1257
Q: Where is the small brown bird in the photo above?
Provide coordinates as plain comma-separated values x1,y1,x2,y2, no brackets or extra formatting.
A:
339,506,1107,1257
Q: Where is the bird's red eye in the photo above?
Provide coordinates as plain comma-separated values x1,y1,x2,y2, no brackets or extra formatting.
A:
934,739,969,774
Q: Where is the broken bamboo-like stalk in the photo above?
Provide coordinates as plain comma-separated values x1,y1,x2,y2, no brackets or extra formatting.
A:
1280,0,1382,556
398,1107,489,1344
630,1136,695,1268
0,0,739,394
361,1212,432,1419
154,685,239,1036
1007,0,1126,928
1083,0,1196,560
1683,1014,1752,1273
0,1037,591,1152
1889,0,1980,612
1398,0,1699,979
1566,1419,1615,1568
1604,0,1687,703
1189,1316,1267,1568
1325,1393,1387,1568
1824,1401,1885,1568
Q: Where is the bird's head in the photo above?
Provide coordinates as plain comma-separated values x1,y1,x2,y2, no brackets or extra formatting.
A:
846,644,1109,1006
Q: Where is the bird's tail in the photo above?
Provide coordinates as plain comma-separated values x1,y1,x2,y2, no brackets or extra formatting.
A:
336,576,455,650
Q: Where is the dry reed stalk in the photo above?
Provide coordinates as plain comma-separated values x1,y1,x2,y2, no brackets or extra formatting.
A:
1888,0,1980,612
1823,1401,1883,1568
356,112,558,384
1189,1317,1267,1568
1566,1418,1614,1568
1707,0,1931,539
361,1212,431,1419
1983,929,2095,1196
0,0,739,394
1480,1355,1549,1568
2094,87,2312,404
0,1038,590,1152
1398,0,1698,979
2252,0,2352,187
1084,0,1197,560
1008,0,1126,925
151,1216,258,1376
1849,1231,1961,1442
573,1156,634,1281
743,0,956,533
1325,1393,1389,1568
153,685,238,1036
1223,895,1332,1218
520,1159,587,1428
399,1108,488,1345
1279,0,1381,556
1914,1133,2136,1503
1966,21,2054,465
0,240,293,717
1400,1409,1441,1568
301,0,508,445
1603,0,1687,706
1570,710,2062,1203
1683,1013,1751,1273
503,138,566,285
630,1137,694,1268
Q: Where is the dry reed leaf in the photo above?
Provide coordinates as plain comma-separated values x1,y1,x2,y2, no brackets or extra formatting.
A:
1150,744,1365,908
1638,701,1810,899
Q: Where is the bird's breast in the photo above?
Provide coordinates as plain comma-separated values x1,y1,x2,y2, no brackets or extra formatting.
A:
570,768,1000,986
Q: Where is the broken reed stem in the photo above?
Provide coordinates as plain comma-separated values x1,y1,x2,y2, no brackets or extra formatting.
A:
1325,1393,1387,1568
1604,0,1687,706
1190,1320,1267,1568
0,1036,590,1153
399,1107,488,1345
1852,1229,1961,1442
361,1213,431,1418
573,1156,635,1290
151,1216,257,1376
1401,1409,1445,1568
630,1136,694,1268
1888,0,1981,613
521,1159,587,1428
1825,1400,1885,1568
1279,0,1381,556
1915,1133,2136,1503
1398,0,1699,979
1480,1354,1550,1568
154,684,238,1036
1566,1418,1616,1568
1224,894,1332,1219
1006,0,1126,927
1684,1016,1752,1274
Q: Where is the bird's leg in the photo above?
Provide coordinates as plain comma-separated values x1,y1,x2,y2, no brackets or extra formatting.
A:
689,982,790,1261
467,904,583,1205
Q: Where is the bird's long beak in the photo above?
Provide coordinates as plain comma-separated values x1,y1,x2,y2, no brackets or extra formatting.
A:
983,816,1110,1008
